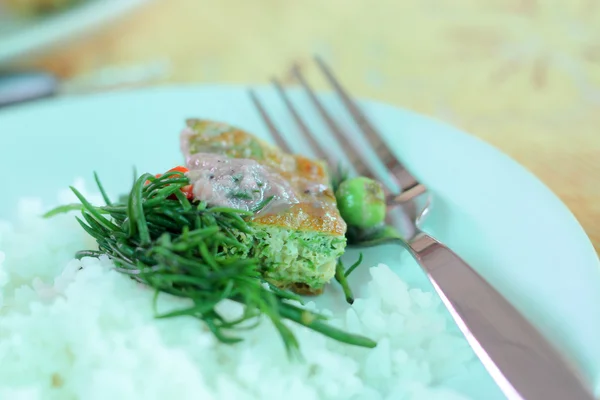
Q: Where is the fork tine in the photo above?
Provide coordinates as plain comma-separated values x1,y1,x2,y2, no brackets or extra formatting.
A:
314,56,418,191
248,89,292,152
271,78,331,162
291,65,372,179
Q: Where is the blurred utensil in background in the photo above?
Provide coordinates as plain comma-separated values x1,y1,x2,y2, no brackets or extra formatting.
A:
0,0,156,109
0,59,171,108
0,71,57,107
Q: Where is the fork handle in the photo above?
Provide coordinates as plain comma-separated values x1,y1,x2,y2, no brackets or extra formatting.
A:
405,232,594,400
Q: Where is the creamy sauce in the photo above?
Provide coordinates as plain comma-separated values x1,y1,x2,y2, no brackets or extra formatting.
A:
186,153,299,213
180,120,346,235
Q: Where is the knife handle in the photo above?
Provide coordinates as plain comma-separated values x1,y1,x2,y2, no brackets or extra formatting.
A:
406,232,594,400
0,71,58,108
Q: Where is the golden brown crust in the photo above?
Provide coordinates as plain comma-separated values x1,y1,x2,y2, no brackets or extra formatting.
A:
272,281,324,296
289,283,323,295
251,203,346,236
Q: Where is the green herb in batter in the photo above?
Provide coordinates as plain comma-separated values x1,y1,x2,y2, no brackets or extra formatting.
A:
229,191,253,200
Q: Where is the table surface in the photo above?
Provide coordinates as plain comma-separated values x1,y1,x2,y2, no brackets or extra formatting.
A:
12,0,600,253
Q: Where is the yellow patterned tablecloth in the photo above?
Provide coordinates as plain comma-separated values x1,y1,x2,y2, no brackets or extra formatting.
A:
16,0,600,252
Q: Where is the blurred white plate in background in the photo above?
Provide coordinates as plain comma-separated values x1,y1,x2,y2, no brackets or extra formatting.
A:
0,0,151,65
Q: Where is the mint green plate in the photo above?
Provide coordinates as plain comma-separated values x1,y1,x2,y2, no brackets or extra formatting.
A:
0,86,598,399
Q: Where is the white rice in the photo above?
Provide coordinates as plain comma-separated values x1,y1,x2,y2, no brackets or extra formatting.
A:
0,181,475,400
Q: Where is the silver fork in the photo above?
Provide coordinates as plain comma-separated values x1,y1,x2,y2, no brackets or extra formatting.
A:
249,56,594,400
